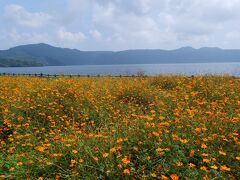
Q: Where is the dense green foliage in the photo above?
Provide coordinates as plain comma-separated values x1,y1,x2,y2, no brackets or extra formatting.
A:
0,58,43,67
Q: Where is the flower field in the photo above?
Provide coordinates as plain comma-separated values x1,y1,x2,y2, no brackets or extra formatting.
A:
0,75,239,179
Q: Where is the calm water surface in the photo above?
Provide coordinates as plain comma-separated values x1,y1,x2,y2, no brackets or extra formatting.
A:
0,63,239,76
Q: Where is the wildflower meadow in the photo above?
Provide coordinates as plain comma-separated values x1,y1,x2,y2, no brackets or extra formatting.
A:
0,75,239,179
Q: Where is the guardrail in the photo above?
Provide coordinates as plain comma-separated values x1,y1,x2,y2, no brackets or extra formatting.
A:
0,73,144,78
1,73,236,78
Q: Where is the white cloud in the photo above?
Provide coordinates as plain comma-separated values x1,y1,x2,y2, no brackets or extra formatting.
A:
91,2,173,49
2,0,240,50
0,29,53,49
86,0,240,49
57,27,86,44
90,30,102,41
4,4,54,28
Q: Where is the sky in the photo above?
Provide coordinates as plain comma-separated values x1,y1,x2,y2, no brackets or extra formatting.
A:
1,0,240,51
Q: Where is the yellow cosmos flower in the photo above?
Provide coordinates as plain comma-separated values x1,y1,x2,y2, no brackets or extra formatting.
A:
159,116,165,120
72,150,78,154
103,153,109,158
17,162,23,166
219,151,226,156
210,165,218,170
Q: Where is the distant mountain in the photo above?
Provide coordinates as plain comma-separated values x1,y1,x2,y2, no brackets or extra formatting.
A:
0,43,240,67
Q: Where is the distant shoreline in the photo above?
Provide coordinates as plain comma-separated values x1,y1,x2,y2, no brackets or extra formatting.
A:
1,61,240,68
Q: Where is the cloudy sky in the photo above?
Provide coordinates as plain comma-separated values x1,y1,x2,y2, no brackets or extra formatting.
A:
1,0,240,50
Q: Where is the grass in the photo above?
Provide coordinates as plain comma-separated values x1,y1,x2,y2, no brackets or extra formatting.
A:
0,75,239,179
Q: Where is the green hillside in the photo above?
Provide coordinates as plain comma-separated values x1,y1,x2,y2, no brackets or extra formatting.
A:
0,58,43,67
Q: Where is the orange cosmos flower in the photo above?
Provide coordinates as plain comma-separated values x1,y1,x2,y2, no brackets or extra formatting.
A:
116,138,123,144
201,144,207,149
188,163,196,168
170,174,179,180
110,146,121,153
78,159,84,163
151,173,157,177
220,165,230,171
9,167,15,172
180,139,188,144
200,166,208,172
176,162,183,167
121,156,130,165
189,150,195,157
70,159,76,167
35,146,45,153
93,157,99,161
123,169,130,175
194,127,201,133
161,175,169,180
202,159,210,163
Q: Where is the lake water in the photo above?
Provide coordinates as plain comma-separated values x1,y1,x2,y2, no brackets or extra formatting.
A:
0,63,240,76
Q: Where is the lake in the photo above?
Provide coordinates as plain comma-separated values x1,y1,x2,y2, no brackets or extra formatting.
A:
0,63,240,76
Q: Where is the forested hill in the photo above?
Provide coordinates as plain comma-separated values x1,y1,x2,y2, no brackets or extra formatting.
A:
1,43,240,67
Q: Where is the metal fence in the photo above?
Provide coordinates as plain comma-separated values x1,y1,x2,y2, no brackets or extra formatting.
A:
0,73,142,78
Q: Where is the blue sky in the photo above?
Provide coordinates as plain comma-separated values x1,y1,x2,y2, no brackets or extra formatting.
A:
1,0,240,50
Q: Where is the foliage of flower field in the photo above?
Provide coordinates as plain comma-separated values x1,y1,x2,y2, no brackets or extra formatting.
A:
0,75,239,179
